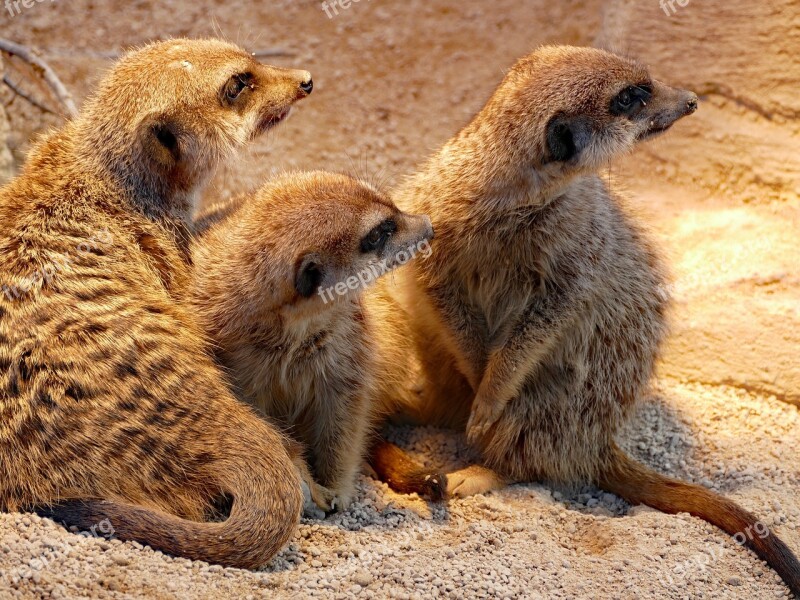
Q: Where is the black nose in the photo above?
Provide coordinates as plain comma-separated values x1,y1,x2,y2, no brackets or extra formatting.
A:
686,93,698,114
299,77,313,95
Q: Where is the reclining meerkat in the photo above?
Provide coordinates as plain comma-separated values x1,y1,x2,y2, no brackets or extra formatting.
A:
0,38,314,568
192,171,435,511
375,46,800,593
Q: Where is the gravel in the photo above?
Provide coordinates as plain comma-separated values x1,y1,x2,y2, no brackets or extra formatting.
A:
1,379,798,599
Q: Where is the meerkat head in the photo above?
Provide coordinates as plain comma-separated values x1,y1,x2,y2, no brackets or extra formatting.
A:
77,38,313,217
234,172,433,312
490,46,697,176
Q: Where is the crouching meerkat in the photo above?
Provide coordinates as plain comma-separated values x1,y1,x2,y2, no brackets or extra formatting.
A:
192,171,435,511
0,39,314,568
379,46,800,592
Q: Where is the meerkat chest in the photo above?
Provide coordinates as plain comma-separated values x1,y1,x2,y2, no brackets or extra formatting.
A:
456,232,544,343
258,309,371,415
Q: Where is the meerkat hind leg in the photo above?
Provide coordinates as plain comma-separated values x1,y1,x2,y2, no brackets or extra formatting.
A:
447,465,510,498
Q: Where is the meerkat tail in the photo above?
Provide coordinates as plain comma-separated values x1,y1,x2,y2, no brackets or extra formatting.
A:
38,434,303,570
368,439,447,501
598,442,800,596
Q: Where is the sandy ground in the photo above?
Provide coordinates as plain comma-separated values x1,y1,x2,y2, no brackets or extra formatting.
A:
1,0,799,598
2,380,799,599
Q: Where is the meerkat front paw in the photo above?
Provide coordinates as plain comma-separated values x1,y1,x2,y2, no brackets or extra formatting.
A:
295,459,337,514
465,393,505,445
308,480,337,513
305,479,356,515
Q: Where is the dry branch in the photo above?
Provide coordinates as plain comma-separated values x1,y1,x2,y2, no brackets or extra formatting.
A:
0,38,77,117
2,74,57,115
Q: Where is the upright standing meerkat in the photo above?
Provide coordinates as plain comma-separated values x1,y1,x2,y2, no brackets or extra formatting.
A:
192,171,435,511
0,38,315,568
376,46,800,592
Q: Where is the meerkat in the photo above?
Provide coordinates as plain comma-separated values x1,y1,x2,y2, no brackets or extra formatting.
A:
0,38,315,568
376,46,800,592
191,171,436,511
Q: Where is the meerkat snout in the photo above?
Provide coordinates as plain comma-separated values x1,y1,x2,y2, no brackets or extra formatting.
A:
367,210,434,274
298,75,314,96
630,81,698,142
686,93,699,114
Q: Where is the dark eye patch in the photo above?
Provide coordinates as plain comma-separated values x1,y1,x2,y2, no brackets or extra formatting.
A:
360,218,397,253
610,84,652,117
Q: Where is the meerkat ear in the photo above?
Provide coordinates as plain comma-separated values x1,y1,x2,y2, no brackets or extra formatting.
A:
152,122,181,162
294,254,325,298
138,113,184,166
546,115,590,162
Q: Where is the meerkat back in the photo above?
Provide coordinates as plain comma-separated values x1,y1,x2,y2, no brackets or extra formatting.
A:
0,38,314,568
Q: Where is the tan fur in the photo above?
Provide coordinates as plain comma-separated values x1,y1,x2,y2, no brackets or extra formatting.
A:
0,38,314,568
192,171,434,510
380,46,800,593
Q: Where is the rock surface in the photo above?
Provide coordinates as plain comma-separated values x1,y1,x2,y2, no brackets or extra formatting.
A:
600,0,800,204
600,0,800,405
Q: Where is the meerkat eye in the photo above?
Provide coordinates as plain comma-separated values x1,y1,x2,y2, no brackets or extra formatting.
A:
360,218,397,253
222,73,253,104
611,84,653,117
